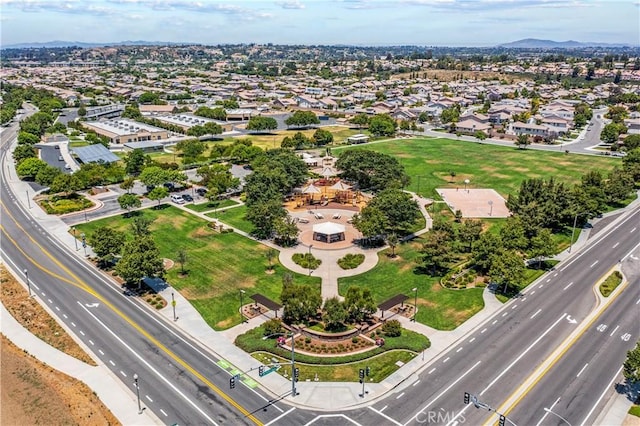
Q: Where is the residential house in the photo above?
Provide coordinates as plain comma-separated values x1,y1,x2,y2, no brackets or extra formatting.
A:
511,121,549,137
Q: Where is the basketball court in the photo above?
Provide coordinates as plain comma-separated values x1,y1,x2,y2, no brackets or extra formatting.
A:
436,188,510,218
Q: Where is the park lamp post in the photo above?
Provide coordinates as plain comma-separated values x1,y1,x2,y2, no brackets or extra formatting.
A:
240,289,246,323
133,373,142,414
308,245,313,276
262,332,297,397
412,287,418,322
464,179,470,192
543,407,572,426
23,268,32,297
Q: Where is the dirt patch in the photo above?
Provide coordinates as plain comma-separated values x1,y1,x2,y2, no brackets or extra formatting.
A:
190,226,216,239
0,266,95,366
163,258,175,270
0,335,120,426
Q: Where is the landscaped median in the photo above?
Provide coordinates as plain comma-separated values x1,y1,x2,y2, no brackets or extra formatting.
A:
599,270,623,297
235,323,430,382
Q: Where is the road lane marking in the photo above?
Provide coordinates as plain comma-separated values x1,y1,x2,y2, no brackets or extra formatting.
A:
443,357,450,363
531,309,542,319
404,361,482,425
631,227,637,233
380,405,388,412
370,406,401,426
89,340,94,345
590,260,599,267
469,337,476,343
546,278,551,282
413,380,420,386
539,284,544,288
597,324,608,332
62,314,67,318
78,302,223,426
109,360,115,366
456,347,463,353
47,298,52,304
610,325,620,336
636,298,640,305
492,320,498,325
580,366,623,426
479,313,568,396
553,273,558,277
160,409,168,417
145,395,153,402
396,392,405,399
531,290,536,294
481,328,487,334
622,333,632,341
564,282,574,290
79,330,85,336
98,349,104,355
522,297,527,301
55,306,60,311
511,305,517,310
535,396,561,426
428,368,436,374
577,363,589,378
612,242,620,248
32,283,39,290
502,312,508,317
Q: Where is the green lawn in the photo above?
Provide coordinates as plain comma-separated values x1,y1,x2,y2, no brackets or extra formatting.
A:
74,206,319,330
210,204,253,233
333,137,620,199
338,239,485,330
185,199,239,213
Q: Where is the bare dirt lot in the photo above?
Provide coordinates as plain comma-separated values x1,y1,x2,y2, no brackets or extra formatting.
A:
0,266,119,425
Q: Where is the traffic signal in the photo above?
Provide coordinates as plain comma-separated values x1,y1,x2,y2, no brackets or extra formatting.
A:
259,366,264,377
365,366,371,377
359,369,365,379
294,368,300,382
498,415,506,426
230,376,236,389
464,392,470,404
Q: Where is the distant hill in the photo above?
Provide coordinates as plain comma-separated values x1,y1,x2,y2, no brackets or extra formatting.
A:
1,40,196,49
500,38,634,48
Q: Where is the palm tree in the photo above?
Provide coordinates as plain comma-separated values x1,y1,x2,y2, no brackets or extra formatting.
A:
387,233,399,258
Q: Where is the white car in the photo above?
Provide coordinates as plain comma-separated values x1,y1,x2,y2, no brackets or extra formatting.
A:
170,194,185,204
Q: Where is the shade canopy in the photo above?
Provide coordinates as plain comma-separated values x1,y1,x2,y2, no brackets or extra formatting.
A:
330,180,352,191
313,221,345,235
302,183,322,194
320,167,336,178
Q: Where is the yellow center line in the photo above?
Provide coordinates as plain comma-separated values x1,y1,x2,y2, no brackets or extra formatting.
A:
1,201,263,425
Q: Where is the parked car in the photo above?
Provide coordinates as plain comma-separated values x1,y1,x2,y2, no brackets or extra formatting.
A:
170,194,185,204
58,155,63,161
195,187,208,196
181,194,193,202
163,182,175,191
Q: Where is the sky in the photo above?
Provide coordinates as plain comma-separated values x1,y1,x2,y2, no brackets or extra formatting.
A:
1,0,639,47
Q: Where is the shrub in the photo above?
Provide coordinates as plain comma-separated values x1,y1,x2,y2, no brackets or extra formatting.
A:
305,337,311,344
382,319,403,337
263,318,282,336
338,253,365,270
352,337,359,344
292,253,321,269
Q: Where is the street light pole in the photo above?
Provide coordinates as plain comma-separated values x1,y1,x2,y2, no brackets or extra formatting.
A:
240,289,246,323
290,333,297,397
133,373,142,414
72,227,78,250
171,292,177,321
543,407,572,426
308,245,313,276
412,287,418,322
23,268,32,297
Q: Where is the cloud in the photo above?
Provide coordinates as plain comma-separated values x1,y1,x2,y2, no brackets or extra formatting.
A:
401,0,591,11
1,0,119,16
276,0,305,9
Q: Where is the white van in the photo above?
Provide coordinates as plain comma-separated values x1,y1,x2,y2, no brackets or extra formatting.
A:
170,194,185,204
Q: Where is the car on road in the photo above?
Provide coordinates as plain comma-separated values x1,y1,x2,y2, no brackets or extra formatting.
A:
58,155,64,161
181,193,193,202
195,187,208,196
170,194,185,204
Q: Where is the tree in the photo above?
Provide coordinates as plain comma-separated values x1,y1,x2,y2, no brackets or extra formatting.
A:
176,248,187,274
351,206,388,243
139,166,184,187
472,232,502,273
49,173,83,195
125,149,147,176
246,199,287,239
16,157,47,180
459,219,483,252
440,106,461,124
281,279,322,325
489,250,526,294
198,163,239,195
265,248,278,271
285,110,320,128
130,216,154,237
120,177,135,193
529,228,555,269
88,226,125,260
312,128,334,146
17,131,40,145
118,193,141,216
367,189,421,235
263,318,282,336
623,341,640,383
386,233,399,257
195,106,226,121
350,113,370,129
515,134,530,149
621,134,640,152
115,236,164,285
474,131,487,140
419,230,453,276
13,144,36,163
323,297,347,330
176,138,206,163
382,319,403,337
147,186,169,207
336,149,409,192
601,122,627,144
35,165,62,186
273,216,299,247
77,105,87,117
246,116,278,133
343,286,376,323
369,113,397,137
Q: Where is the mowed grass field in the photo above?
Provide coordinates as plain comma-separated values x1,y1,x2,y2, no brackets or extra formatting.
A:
333,137,621,198
75,207,319,330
